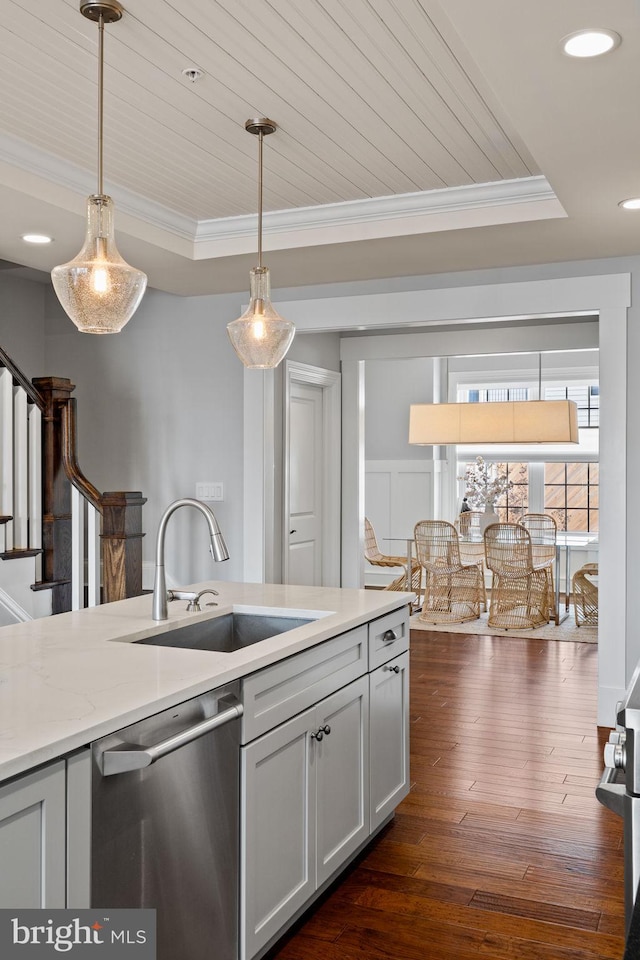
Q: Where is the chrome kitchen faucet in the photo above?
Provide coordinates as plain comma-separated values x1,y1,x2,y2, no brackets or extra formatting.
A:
152,498,229,620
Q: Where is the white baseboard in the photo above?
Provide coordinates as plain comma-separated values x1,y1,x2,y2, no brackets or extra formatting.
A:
364,567,405,589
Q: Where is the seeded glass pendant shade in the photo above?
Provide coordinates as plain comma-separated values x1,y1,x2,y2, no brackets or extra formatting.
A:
227,266,295,368
51,1,147,334
52,194,146,333
228,119,295,368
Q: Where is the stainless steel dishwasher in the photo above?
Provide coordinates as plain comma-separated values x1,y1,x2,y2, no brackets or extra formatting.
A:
91,682,242,960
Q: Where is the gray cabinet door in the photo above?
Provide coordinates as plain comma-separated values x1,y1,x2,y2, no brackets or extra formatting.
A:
315,675,369,887
241,708,316,960
369,651,410,831
0,760,66,908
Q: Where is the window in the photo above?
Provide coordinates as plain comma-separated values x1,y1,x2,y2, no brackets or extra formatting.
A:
545,385,599,428
544,462,598,532
458,386,531,403
500,462,529,522
457,460,598,533
458,461,529,522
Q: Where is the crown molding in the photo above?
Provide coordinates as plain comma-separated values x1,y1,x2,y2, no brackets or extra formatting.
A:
196,175,559,240
0,132,564,261
191,175,566,259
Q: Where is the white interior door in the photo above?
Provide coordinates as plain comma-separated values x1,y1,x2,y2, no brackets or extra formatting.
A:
285,381,324,585
283,361,341,587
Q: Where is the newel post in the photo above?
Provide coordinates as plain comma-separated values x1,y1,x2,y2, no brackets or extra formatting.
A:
101,492,147,603
32,376,75,614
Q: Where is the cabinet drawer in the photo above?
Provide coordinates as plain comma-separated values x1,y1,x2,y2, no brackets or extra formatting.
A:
241,625,368,742
368,608,410,670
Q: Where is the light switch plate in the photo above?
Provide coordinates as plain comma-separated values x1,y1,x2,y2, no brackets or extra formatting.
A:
195,481,224,501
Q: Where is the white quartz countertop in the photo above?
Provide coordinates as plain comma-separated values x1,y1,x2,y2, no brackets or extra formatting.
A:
0,581,413,784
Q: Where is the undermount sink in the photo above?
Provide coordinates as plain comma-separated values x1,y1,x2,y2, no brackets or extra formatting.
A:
135,611,315,654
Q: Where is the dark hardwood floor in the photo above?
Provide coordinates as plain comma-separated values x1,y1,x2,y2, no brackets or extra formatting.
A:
269,630,625,960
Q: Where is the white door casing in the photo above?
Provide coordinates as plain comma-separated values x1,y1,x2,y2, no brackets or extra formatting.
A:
283,361,341,587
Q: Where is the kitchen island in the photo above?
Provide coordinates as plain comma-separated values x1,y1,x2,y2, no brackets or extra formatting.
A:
0,580,412,782
0,581,412,960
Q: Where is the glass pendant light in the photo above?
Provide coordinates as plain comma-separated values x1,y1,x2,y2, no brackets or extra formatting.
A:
227,119,295,368
51,1,147,334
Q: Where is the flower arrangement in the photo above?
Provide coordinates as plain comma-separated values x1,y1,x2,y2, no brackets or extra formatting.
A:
458,457,512,510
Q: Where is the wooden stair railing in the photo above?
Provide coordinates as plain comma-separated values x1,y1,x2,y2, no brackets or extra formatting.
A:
58,393,146,605
0,345,145,616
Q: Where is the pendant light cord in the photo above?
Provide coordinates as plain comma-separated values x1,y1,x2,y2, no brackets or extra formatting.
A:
257,129,263,269
538,352,542,401
97,13,104,195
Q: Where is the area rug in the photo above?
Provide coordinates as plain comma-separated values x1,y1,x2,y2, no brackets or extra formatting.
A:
410,607,597,643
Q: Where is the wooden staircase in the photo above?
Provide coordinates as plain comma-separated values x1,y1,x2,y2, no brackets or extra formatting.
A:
0,344,145,618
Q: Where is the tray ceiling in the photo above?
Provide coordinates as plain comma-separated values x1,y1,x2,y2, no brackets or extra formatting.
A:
0,0,638,295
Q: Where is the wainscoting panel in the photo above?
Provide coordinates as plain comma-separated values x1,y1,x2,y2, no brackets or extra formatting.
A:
365,460,433,587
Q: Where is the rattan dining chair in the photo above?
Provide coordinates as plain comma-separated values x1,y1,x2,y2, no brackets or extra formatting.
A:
573,562,599,626
455,510,484,539
484,522,550,630
364,517,422,599
414,520,484,624
518,513,557,621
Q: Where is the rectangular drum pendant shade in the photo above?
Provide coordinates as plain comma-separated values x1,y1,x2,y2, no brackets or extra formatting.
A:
408,400,579,445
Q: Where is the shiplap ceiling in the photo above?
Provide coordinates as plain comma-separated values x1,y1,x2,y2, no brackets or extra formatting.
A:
0,0,638,295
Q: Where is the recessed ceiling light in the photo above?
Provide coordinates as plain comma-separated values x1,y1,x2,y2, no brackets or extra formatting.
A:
619,198,640,211
22,233,53,244
561,29,621,58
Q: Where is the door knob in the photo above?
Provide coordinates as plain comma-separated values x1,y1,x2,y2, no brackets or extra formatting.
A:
290,529,297,534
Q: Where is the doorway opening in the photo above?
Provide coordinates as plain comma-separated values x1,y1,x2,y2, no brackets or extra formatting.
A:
244,271,629,724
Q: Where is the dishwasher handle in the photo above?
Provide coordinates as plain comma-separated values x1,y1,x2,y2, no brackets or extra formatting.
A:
100,694,243,776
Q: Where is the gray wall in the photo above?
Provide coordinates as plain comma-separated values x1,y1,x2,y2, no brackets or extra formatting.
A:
43,285,341,588
0,274,46,378
287,331,340,371
365,358,434,460
45,286,246,585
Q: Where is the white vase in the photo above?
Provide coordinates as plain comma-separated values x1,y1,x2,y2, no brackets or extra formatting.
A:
480,505,499,533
